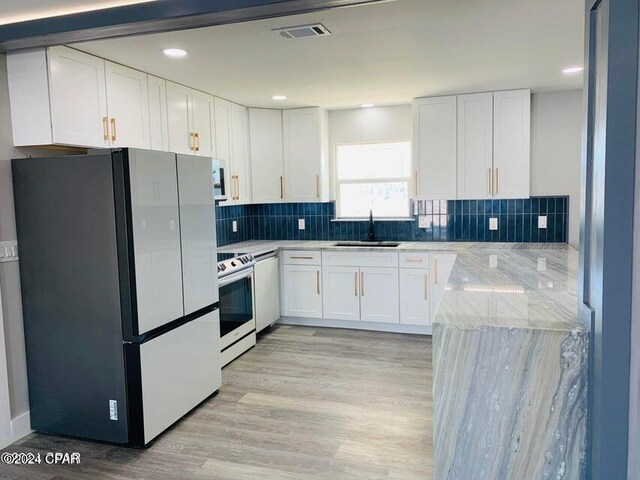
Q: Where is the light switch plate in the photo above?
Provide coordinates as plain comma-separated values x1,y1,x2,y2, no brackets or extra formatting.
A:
298,218,305,230
418,216,429,229
232,220,238,233
538,216,548,229
0,241,18,263
489,217,498,231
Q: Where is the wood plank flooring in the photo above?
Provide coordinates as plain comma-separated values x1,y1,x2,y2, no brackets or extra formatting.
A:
0,326,433,480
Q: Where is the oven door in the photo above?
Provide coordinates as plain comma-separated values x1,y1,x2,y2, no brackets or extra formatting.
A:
218,268,255,350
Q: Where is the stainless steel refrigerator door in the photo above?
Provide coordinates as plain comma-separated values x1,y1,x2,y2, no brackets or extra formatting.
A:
128,149,184,334
139,309,221,444
177,154,219,314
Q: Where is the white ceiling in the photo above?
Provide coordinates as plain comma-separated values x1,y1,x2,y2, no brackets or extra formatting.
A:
74,0,584,109
0,0,157,25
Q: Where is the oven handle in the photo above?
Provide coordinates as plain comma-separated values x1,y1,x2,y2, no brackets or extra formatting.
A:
218,267,254,287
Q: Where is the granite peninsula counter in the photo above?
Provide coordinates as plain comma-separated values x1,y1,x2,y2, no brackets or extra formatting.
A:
218,240,588,479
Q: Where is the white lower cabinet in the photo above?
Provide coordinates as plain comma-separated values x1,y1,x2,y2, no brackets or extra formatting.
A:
322,266,360,321
360,267,400,323
430,253,457,319
254,255,281,332
399,269,431,326
282,264,322,318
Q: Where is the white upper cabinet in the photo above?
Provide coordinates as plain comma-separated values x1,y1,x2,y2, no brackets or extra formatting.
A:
282,107,329,202
214,97,232,166
166,82,193,155
493,89,531,199
147,76,169,151
457,92,494,200
249,108,284,203
413,96,457,200
104,61,150,149
190,90,216,158
230,103,251,204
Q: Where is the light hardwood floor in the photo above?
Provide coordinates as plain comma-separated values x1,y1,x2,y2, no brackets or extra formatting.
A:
0,326,433,480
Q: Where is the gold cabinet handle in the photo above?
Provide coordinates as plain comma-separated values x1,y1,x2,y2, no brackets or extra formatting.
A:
189,132,195,151
354,272,358,296
280,176,284,199
316,270,320,295
425,273,429,300
494,168,499,195
102,117,109,141
434,259,439,286
110,118,117,142
235,175,240,200
406,258,423,263
316,174,320,198
360,272,365,296
195,132,200,152
290,256,313,260
487,168,492,196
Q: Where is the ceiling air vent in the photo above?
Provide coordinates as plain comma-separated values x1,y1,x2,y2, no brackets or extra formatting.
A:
273,24,332,39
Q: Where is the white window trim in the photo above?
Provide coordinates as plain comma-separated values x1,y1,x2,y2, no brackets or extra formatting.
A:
333,140,412,219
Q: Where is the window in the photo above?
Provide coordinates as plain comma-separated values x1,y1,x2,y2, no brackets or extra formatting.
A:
335,141,411,218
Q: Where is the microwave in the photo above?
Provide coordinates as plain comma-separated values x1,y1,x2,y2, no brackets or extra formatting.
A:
212,159,226,201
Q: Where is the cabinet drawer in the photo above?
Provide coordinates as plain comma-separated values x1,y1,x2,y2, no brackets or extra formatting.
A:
399,252,431,269
322,251,398,268
282,250,321,265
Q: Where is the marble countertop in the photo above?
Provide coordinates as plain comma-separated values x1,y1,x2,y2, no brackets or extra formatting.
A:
218,239,582,333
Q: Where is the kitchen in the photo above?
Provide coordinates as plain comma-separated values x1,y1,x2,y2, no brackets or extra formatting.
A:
0,0,635,479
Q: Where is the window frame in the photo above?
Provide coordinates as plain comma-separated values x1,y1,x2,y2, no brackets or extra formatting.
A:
333,140,413,220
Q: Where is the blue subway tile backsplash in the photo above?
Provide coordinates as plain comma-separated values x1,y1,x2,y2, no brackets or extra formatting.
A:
215,196,569,247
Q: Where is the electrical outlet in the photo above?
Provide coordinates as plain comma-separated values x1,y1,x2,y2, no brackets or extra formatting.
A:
489,217,498,231
538,216,548,229
232,220,238,233
418,216,430,229
298,218,305,230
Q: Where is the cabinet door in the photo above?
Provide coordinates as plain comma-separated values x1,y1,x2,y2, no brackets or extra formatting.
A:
105,62,150,149
249,108,284,203
322,266,360,321
493,89,531,199
231,103,252,204
399,269,431,326
128,149,184,334
176,154,217,315
254,256,281,332
166,82,193,155
48,46,108,148
148,76,169,151
359,267,399,323
413,96,457,199
282,265,322,318
283,107,322,202
457,92,493,200
430,253,457,319
190,90,216,158
214,97,233,199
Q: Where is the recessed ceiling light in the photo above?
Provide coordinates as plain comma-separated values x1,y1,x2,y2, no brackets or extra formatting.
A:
163,48,187,58
361,103,375,108
563,66,583,75
272,95,287,101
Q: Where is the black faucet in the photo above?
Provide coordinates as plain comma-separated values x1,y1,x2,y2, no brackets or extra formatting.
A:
366,209,376,242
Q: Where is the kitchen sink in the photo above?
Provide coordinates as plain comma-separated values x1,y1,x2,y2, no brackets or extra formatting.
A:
332,241,401,248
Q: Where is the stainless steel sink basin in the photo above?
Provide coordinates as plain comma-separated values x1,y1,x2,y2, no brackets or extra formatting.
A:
332,241,401,248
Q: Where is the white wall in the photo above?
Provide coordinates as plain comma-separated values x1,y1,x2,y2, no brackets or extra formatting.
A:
328,92,583,246
530,90,583,247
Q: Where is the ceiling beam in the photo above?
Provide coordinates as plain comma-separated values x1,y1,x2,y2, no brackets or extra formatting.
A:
0,0,394,52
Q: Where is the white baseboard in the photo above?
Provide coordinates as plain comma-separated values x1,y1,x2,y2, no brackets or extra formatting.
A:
10,410,32,443
278,316,432,335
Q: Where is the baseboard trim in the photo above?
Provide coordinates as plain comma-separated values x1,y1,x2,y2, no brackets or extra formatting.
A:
10,411,31,442
278,316,432,335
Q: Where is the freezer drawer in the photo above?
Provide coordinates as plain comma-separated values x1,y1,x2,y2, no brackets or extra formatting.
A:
139,309,221,444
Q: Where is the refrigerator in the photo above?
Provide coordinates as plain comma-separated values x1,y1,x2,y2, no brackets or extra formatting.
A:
11,148,221,446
